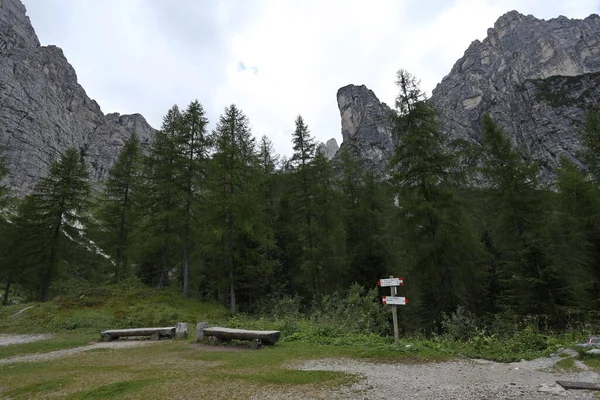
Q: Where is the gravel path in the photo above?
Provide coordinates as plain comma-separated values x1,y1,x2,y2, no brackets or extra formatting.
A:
0,340,160,364
0,334,52,346
298,355,600,399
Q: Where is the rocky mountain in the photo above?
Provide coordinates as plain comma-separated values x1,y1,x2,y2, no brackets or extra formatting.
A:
0,0,155,193
335,11,600,182
316,138,340,160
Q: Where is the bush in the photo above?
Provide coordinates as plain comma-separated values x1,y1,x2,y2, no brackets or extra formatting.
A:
309,284,390,337
442,306,478,341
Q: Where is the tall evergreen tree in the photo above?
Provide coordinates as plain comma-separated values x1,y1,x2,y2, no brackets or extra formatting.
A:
14,148,90,302
480,115,565,321
206,104,266,312
177,100,210,298
287,115,321,297
135,106,183,288
388,70,482,329
97,133,142,283
555,158,600,312
338,147,391,286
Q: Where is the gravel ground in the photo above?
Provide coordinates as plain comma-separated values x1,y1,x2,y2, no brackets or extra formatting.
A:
0,334,52,346
0,338,160,364
297,355,600,399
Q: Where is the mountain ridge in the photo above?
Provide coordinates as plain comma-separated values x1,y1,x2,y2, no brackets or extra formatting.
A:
331,10,600,181
0,0,155,193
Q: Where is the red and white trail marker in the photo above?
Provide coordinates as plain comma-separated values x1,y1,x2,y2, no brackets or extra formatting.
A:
378,277,403,287
382,296,408,306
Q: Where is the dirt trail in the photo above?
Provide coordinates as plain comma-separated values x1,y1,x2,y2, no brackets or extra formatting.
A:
0,335,161,365
0,334,51,346
297,355,600,399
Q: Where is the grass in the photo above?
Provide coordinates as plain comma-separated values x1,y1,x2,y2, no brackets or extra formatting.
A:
1,281,597,398
0,340,360,399
552,357,579,372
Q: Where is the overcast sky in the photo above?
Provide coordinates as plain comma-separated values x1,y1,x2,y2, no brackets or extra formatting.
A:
21,0,600,158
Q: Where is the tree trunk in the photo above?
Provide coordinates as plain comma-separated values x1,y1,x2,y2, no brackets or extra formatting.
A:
2,275,12,306
158,247,168,289
41,215,62,302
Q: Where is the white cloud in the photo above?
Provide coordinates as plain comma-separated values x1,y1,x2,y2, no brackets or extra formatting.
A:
20,0,600,158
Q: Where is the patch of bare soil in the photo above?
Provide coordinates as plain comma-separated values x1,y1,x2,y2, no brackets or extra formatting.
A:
0,334,52,346
0,340,162,364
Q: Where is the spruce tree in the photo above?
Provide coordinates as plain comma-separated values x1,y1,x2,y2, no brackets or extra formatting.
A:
287,115,320,297
97,133,142,283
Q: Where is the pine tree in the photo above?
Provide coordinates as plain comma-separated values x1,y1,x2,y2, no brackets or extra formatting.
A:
388,70,482,329
15,148,90,302
97,133,142,283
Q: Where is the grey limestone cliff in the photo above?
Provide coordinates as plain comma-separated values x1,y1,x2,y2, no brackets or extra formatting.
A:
334,12,600,182
0,0,155,193
316,138,339,160
334,84,395,173
431,11,600,181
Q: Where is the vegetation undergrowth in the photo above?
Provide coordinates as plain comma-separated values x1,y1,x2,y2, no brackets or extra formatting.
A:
0,281,595,364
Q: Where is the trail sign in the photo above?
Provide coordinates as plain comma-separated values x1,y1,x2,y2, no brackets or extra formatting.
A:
382,296,408,305
379,275,407,345
378,277,403,287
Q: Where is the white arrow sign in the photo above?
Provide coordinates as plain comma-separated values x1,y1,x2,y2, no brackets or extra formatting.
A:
382,296,408,305
378,277,403,287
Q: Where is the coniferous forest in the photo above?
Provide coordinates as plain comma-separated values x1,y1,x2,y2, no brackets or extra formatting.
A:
1,70,600,335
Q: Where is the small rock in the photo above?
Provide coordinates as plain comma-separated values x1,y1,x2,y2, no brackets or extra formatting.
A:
586,348,600,355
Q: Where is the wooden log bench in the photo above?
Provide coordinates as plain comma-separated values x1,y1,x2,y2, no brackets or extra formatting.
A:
100,327,176,342
202,327,281,349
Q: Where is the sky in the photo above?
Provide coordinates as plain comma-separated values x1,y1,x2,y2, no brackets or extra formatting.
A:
21,0,600,158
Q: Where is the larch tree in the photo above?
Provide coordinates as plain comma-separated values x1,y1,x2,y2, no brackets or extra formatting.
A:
206,104,265,312
97,133,142,283
388,69,482,329
135,106,183,288
176,100,210,298
15,148,90,302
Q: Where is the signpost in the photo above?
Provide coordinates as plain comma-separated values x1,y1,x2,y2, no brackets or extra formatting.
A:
378,275,407,345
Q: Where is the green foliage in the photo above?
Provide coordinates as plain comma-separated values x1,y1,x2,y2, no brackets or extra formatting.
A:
6,148,91,302
441,306,478,341
96,133,142,283
389,70,483,329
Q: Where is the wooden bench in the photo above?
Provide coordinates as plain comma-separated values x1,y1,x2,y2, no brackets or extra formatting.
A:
100,327,176,342
202,327,281,349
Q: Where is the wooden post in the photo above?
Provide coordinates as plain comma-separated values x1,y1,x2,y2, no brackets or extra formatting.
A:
391,275,399,345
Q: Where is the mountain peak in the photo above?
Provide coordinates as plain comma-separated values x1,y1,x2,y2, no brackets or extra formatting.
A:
0,0,40,54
